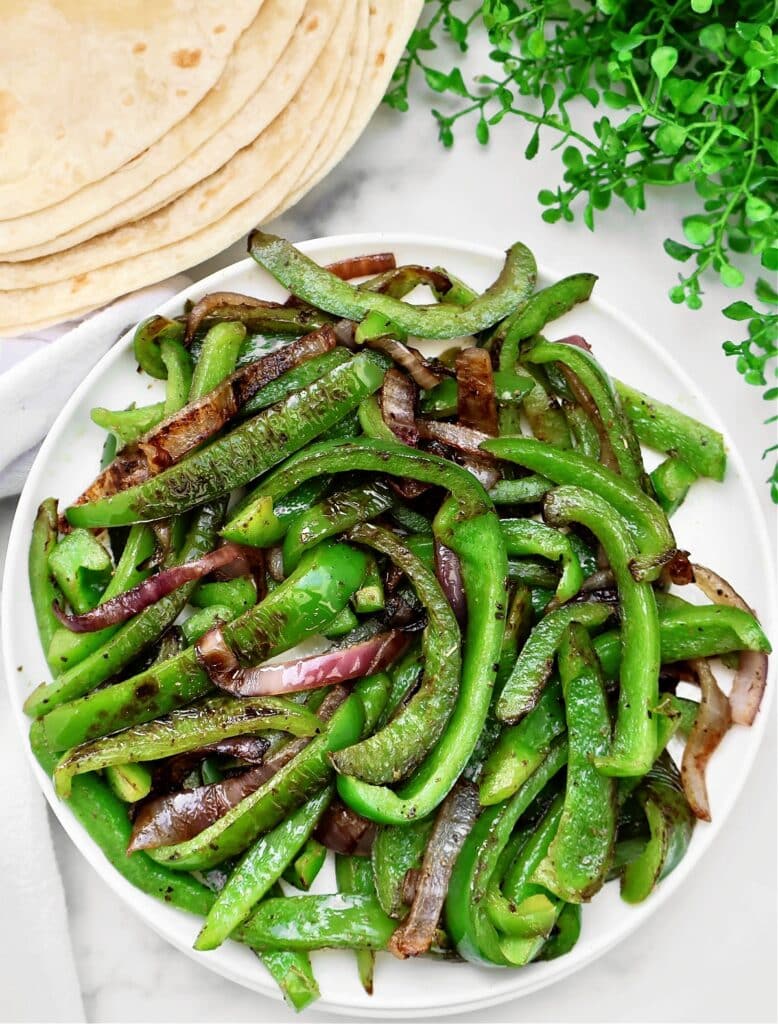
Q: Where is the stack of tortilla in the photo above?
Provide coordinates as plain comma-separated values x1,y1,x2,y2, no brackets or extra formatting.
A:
0,0,422,334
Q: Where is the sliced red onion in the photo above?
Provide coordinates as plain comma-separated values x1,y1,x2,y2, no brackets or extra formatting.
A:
315,799,376,856
417,419,494,459
556,334,592,352
434,541,467,626
266,545,285,582
692,563,769,725
380,368,419,446
455,347,498,436
53,543,246,633
326,253,397,280
681,658,732,821
389,782,479,958
196,629,410,698
184,291,286,344
369,265,453,298
366,337,442,390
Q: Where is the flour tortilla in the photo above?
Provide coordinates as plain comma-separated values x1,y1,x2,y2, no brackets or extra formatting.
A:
0,0,261,219
0,1,422,333
0,0,312,259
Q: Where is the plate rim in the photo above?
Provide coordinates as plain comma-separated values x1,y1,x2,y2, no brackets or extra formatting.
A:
3,231,775,1018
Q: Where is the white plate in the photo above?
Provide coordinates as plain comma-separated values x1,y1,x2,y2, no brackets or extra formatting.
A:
3,235,775,1018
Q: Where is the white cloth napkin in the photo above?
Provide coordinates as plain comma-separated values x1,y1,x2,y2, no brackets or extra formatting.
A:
0,277,190,1022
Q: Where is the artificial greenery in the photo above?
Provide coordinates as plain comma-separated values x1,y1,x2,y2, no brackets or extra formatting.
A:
387,0,777,498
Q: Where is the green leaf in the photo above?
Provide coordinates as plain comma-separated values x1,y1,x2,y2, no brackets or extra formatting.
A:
682,216,714,245
699,23,726,50
424,68,450,93
664,238,695,262
562,146,584,172
525,129,540,160
656,123,686,155
720,264,745,288
527,28,547,60
538,189,556,206
650,46,678,80
476,116,490,145
542,208,562,224
756,278,778,305
723,301,757,321
761,248,778,271
603,89,630,109
691,0,712,11
583,203,595,231
746,196,773,222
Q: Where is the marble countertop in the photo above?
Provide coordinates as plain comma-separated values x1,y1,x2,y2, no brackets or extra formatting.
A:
2,69,776,1024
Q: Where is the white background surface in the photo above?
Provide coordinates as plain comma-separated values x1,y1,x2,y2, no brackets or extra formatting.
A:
1,50,776,1024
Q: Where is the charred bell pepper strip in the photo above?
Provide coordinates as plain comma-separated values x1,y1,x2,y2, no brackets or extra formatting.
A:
335,854,379,993
189,321,247,399
593,603,771,679
496,602,613,723
249,230,538,340
565,402,601,460
488,475,552,505
104,761,152,803
41,541,368,751
242,349,351,416
283,838,327,891
133,316,185,380
499,518,583,603
526,339,645,485
29,498,67,673
480,679,566,805
537,902,582,960
331,522,461,784
351,555,385,614
235,893,396,953
194,786,333,950
160,336,193,416
66,352,388,528
223,478,330,549
91,403,166,448
620,752,695,904
533,624,616,902
420,372,534,418
191,576,257,617
482,438,676,581
25,502,224,718
650,456,698,516
147,674,390,872
358,394,397,442
615,381,726,481
282,482,394,573
186,300,332,341
544,486,660,778
372,815,436,919
49,529,112,615
53,695,322,798
445,738,568,966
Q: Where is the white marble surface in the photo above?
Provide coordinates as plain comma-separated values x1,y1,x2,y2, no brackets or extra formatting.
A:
1,58,777,1024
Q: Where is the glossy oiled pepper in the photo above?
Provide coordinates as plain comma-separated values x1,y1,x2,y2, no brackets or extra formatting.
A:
133,316,185,380
91,403,166,448
482,438,676,581
236,893,396,952
332,521,461,784
190,575,257,617
104,761,152,803
372,815,435,919
223,478,330,549
650,456,697,516
194,786,333,950
49,528,112,614
53,695,322,797
420,372,534,417
66,351,388,528
148,674,389,871
533,624,616,901
41,541,368,751
335,854,379,993
499,518,583,603
242,349,350,416
544,486,660,778
160,335,193,416
282,838,327,891
351,555,385,614
29,498,66,673
488,475,552,506
189,322,247,399
249,230,537,339
224,437,507,824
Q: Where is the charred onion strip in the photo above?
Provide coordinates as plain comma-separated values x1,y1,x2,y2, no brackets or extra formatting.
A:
196,629,410,698
380,368,420,446
456,348,498,436
184,291,286,345
315,798,377,855
692,563,769,725
434,540,467,626
680,657,732,821
53,543,246,632
365,336,442,390
326,253,397,281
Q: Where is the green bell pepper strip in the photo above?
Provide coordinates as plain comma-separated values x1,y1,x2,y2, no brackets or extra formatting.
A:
133,316,185,380
194,786,333,950
222,478,330,548
335,854,379,993
40,541,368,750
494,274,598,371
190,305,332,340
91,403,166,448
545,486,660,777
282,481,393,573
357,394,396,442
594,603,771,679
650,456,697,516
48,529,112,614
219,437,507,823
615,380,726,481
371,815,435,919
236,893,396,952
483,437,676,580
103,761,152,802
180,604,234,645
445,739,568,966
503,364,573,445
332,522,461,784
507,558,559,590
47,525,156,672
282,838,327,891
480,679,566,805
189,322,247,399
488,475,552,505
526,340,645,485
242,348,350,416
537,902,582,960
351,555,385,614
190,575,257,616
378,643,423,730
148,674,389,871
249,230,538,340
500,518,583,603
252,885,322,1013
29,498,67,673
160,336,193,416
53,695,322,797
420,373,535,417
496,602,613,723
66,351,388,528
322,605,360,639
483,889,558,939
621,752,695,903
533,624,616,901
565,403,601,460
25,503,224,718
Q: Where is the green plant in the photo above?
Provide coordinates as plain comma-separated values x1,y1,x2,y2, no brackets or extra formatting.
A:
387,0,778,498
